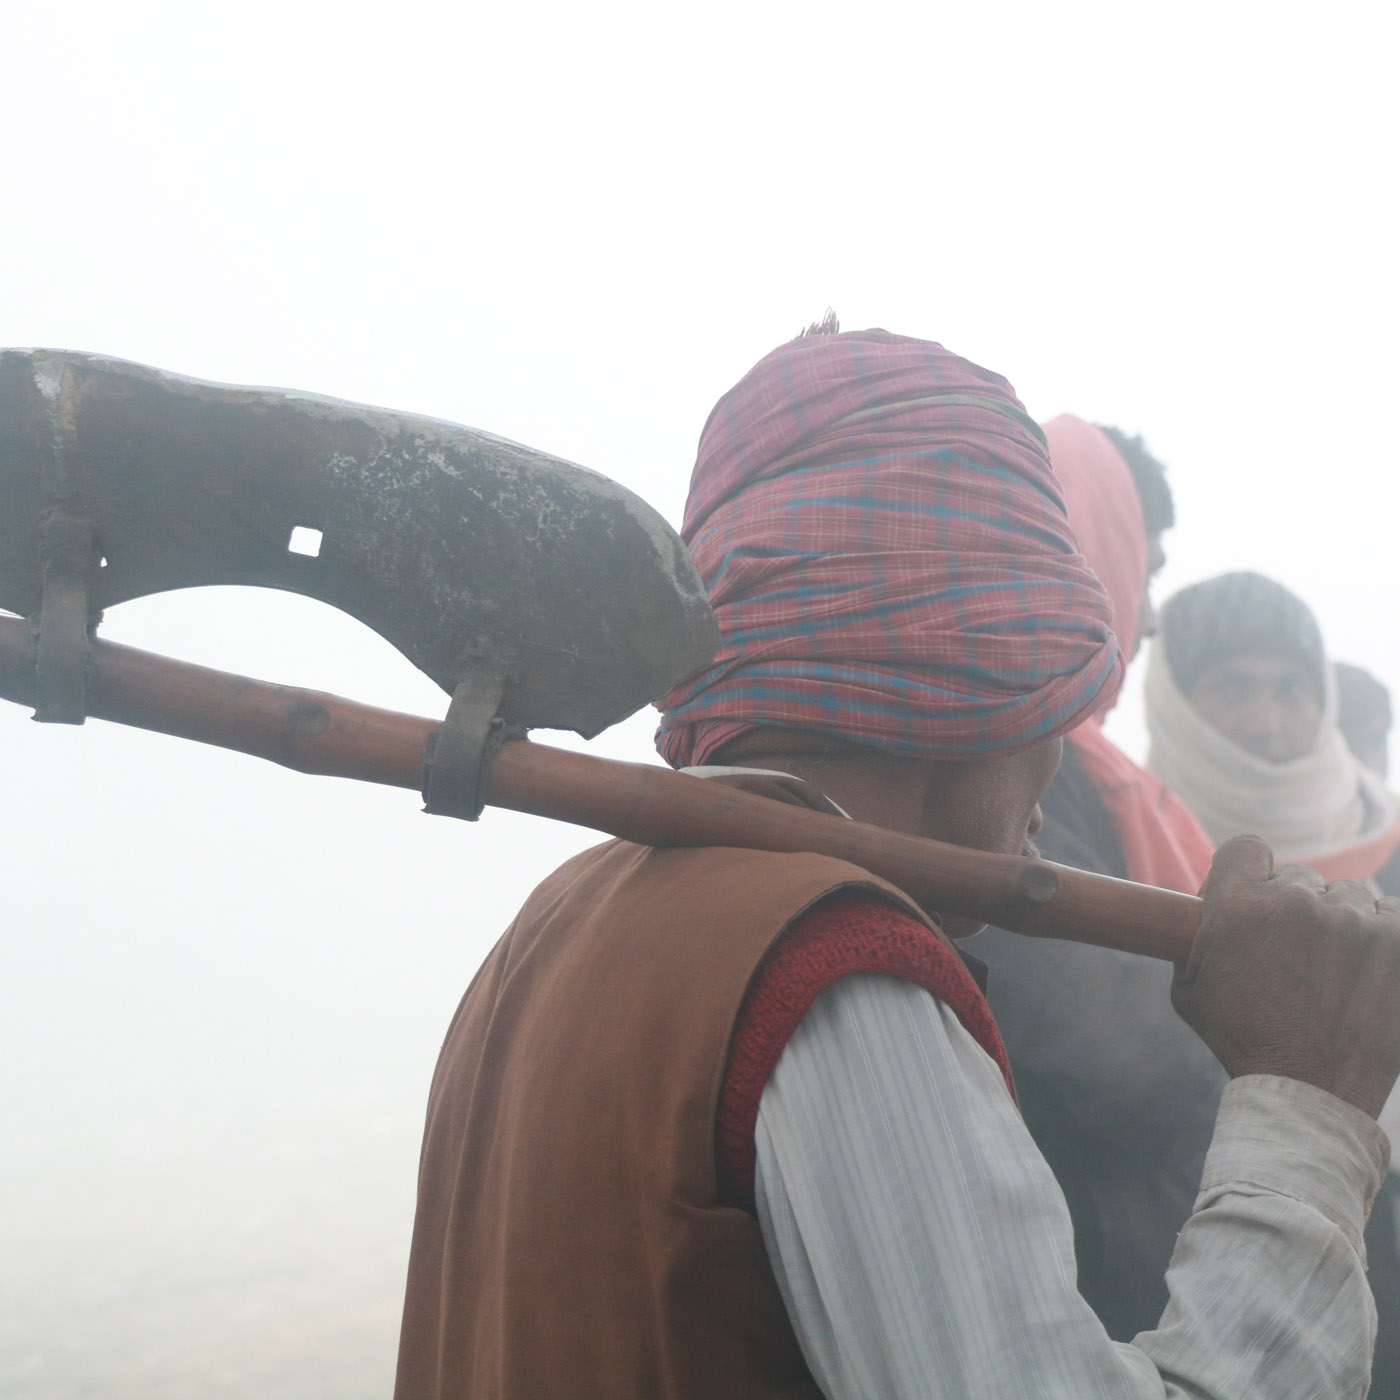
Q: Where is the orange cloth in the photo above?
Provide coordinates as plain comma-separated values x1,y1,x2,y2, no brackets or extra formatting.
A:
1065,724,1215,892
1044,415,1214,894
1306,815,1400,883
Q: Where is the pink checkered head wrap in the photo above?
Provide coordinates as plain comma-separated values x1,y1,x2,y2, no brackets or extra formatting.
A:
654,330,1123,767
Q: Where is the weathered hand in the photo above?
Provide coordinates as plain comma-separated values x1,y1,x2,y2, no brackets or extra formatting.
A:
1173,835,1400,1118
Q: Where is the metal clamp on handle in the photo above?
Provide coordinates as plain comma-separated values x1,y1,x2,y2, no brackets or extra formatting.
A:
33,510,100,725
421,662,513,821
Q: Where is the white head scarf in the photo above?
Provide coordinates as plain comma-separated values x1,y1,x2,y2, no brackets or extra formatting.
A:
1144,642,1394,862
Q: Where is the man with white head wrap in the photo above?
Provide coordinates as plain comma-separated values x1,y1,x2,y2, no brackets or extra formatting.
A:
1148,571,1400,884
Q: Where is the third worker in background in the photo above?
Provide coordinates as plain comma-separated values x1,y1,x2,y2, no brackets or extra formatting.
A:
1146,567,1400,1395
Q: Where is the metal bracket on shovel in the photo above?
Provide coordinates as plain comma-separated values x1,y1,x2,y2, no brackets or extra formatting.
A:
0,349,720,794
32,509,101,724
422,662,516,821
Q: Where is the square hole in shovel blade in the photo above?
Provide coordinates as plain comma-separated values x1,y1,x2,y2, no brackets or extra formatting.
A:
288,526,324,558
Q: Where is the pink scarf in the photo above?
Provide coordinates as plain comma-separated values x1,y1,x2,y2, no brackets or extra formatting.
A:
1046,416,1214,894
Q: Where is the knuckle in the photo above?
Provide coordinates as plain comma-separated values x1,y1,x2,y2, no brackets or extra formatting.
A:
1324,878,1375,905
1271,881,1320,919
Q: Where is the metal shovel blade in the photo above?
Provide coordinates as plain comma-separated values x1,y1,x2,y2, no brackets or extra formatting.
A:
0,349,719,738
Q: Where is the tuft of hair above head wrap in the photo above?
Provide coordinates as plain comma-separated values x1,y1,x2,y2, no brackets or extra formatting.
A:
1095,425,1175,536
655,330,1124,767
794,308,841,340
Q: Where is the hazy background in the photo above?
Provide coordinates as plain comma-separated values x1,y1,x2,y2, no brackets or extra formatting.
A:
3,2,1397,1395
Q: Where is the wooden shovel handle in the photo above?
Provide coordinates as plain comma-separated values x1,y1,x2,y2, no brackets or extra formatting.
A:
488,744,1202,958
0,616,1202,960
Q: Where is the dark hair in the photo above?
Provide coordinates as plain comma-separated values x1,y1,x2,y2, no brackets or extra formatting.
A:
794,308,840,340
1335,661,1392,741
1096,424,1175,536
1158,571,1327,699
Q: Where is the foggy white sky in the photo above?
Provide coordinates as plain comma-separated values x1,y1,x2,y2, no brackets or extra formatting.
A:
3,2,1398,1395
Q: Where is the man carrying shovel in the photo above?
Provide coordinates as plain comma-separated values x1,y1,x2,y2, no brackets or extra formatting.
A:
390,324,1400,1398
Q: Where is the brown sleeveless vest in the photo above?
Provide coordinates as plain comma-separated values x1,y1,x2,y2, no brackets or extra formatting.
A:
394,839,1004,1399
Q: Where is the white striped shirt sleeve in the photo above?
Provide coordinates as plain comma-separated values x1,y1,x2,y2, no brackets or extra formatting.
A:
754,972,1388,1399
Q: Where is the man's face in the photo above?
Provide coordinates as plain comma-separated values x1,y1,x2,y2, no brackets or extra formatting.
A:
916,736,1064,937
1185,651,1323,764
1131,533,1167,660
790,734,1064,939
928,736,1063,856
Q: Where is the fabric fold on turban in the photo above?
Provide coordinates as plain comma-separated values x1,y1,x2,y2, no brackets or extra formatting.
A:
655,330,1124,768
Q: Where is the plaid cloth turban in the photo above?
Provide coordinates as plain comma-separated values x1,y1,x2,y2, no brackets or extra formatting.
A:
654,330,1123,767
